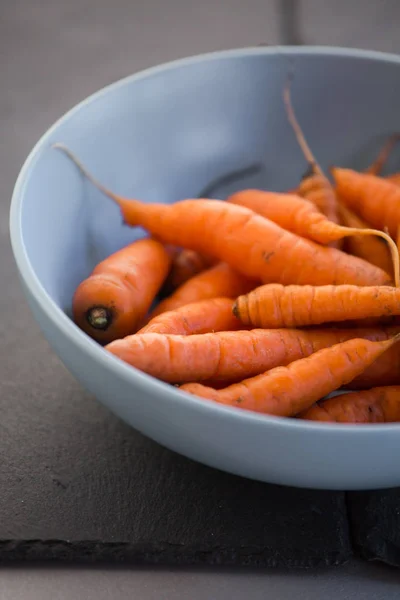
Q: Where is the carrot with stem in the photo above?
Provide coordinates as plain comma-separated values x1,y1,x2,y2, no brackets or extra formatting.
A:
138,297,242,335
149,262,256,318
233,284,400,329
337,203,394,275
53,143,392,287
180,335,400,416
72,237,171,344
299,386,400,423
283,80,340,227
227,188,398,280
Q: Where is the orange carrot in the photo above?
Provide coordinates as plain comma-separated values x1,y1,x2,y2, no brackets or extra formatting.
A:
137,297,241,335
180,335,400,416
106,327,384,384
227,189,397,280
299,386,400,423
332,168,400,239
149,262,256,318
233,284,400,329
294,326,400,390
283,82,340,227
73,237,171,344
53,144,392,288
109,324,400,386
337,203,393,275
164,249,216,291
365,133,400,175
350,346,400,389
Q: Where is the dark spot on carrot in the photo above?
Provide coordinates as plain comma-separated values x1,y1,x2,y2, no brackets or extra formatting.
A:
232,301,240,319
236,396,244,404
86,306,113,330
262,251,275,262
368,406,373,413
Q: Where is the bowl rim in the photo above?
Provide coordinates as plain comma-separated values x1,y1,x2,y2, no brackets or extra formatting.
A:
10,44,400,435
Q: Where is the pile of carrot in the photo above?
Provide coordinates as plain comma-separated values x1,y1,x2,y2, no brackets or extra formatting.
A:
53,81,400,425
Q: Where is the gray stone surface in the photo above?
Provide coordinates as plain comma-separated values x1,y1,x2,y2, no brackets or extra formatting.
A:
2,0,400,597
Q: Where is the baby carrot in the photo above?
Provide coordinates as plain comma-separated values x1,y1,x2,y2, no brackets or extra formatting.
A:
53,144,392,288
106,327,377,384
180,335,400,417
227,189,398,280
337,203,393,275
283,81,340,227
73,237,171,344
137,297,242,335
149,262,255,318
299,386,400,423
108,324,400,386
233,284,400,329
332,168,400,239
164,249,216,292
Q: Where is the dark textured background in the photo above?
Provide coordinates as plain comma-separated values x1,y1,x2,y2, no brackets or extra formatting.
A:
1,364,351,566
3,0,400,597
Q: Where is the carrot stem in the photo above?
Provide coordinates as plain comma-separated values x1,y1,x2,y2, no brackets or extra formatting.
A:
365,133,400,175
343,226,399,287
53,142,123,207
283,77,340,231
283,80,322,178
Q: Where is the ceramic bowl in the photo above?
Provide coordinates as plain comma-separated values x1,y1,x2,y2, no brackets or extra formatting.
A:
10,46,400,490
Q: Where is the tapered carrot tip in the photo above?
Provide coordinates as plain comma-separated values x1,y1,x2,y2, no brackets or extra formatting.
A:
180,383,220,402
86,306,112,330
52,142,130,213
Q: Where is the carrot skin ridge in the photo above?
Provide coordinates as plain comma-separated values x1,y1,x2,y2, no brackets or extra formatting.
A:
233,284,400,329
138,297,241,335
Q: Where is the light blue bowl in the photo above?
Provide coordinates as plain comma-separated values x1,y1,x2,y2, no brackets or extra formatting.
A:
10,47,400,491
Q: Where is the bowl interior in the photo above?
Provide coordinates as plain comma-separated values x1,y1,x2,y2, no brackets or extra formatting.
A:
17,48,400,329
